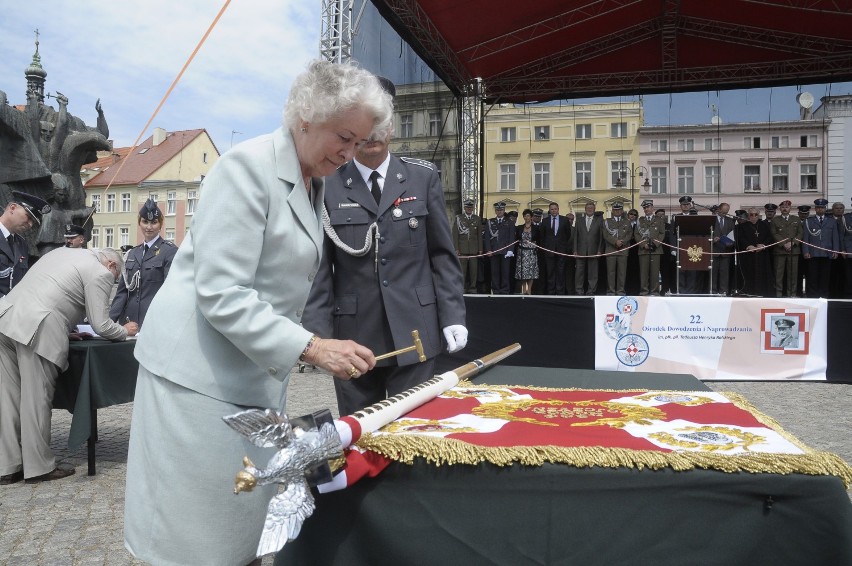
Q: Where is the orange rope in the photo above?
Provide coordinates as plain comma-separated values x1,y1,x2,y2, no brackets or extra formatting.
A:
86,0,233,225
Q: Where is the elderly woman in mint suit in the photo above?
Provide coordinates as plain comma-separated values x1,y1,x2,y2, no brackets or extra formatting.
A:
123,60,393,566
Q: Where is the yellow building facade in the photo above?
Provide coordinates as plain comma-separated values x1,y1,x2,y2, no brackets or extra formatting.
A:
483,102,643,217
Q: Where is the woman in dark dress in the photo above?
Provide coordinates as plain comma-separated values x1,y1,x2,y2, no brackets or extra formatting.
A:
514,209,541,295
735,208,773,296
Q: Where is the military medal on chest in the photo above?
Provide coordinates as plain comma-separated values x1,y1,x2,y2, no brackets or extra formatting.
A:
393,196,418,224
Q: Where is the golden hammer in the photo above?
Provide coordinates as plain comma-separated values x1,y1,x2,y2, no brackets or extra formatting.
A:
375,329,427,362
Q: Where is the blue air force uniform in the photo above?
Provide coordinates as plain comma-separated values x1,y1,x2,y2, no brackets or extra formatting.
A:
110,237,177,326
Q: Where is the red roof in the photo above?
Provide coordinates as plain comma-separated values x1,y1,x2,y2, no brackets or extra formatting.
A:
372,0,852,102
85,128,211,187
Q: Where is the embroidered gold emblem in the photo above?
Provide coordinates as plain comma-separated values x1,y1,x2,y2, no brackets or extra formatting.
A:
649,425,765,452
382,418,477,435
687,245,703,262
472,398,665,428
633,393,715,406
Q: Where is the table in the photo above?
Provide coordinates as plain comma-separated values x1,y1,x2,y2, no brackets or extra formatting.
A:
53,339,139,475
276,366,852,566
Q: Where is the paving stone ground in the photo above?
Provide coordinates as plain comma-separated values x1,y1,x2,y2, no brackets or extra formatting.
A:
1,368,849,565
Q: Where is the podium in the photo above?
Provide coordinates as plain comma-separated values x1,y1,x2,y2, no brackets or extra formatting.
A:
673,215,716,294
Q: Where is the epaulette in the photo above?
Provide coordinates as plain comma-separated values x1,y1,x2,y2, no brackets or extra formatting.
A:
160,240,176,247
400,156,435,170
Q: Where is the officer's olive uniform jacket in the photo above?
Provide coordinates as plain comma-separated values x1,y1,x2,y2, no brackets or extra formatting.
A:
770,215,804,254
636,215,665,256
452,213,483,255
303,155,465,367
602,216,633,256
110,238,178,326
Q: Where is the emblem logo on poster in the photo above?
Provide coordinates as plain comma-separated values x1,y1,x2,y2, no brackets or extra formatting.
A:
615,334,649,366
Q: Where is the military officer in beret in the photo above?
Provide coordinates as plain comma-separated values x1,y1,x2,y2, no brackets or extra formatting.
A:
637,199,665,296
0,191,51,297
452,199,482,293
802,198,839,298
602,202,632,295
484,201,516,294
303,76,467,415
109,198,177,326
770,200,803,297
64,224,87,248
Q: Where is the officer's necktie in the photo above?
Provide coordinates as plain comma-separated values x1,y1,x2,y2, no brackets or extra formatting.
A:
551,216,556,234
143,243,150,257
6,234,13,252
369,171,381,204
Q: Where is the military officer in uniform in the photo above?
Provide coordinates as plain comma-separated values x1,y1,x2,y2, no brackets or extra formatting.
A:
453,199,482,293
770,200,803,297
802,198,839,298
484,201,515,294
64,224,87,248
303,77,467,415
637,199,665,296
109,198,177,327
0,191,51,297
771,318,798,348
602,202,632,295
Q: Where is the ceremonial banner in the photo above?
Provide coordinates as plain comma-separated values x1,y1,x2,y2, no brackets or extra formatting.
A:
351,384,851,486
594,296,828,380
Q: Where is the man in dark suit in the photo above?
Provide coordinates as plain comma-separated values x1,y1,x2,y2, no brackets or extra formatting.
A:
574,201,603,295
484,202,515,294
711,202,736,295
539,202,571,294
0,191,51,297
303,79,466,414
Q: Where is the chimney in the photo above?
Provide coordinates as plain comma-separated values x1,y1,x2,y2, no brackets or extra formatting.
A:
153,127,167,146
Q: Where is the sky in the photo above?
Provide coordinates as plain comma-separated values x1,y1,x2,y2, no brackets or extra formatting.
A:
2,1,851,153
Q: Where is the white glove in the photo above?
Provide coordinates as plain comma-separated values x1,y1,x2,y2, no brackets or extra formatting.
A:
504,251,514,258
442,325,468,353
671,250,676,257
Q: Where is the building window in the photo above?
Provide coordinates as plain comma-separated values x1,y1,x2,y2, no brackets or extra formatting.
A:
121,192,131,212
167,191,177,215
650,139,668,152
165,229,176,242
187,190,198,214
428,112,441,137
744,136,761,149
771,135,789,149
105,227,114,248
120,227,129,247
400,114,413,138
500,127,516,142
744,165,761,191
704,166,721,193
704,138,720,151
91,228,100,248
610,122,627,138
106,193,116,213
677,139,694,151
91,194,101,213
611,160,627,187
771,164,789,192
575,161,592,189
499,163,516,191
800,134,817,148
148,192,158,203
533,163,551,190
677,167,695,194
800,164,817,191
575,124,591,139
202,152,208,164
651,166,667,194
534,125,550,141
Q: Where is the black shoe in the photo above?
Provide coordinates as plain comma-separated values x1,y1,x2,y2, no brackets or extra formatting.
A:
0,470,24,485
24,466,76,484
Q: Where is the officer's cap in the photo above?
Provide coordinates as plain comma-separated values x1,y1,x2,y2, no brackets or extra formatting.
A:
764,203,778,210
734,210,748,220
532,208,544,217
641,199,654,208
813,198,829,207
797,205,811,213
64,224,85,238
11,190,51,226
493,201,506,210
463,199,475,207
139,197,163,221
678,195,693,204
120,244,134,253
611,202,624,210
376,76,396,98
775,318,794,328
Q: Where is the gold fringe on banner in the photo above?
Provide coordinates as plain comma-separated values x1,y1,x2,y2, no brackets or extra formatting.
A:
355,385,852,488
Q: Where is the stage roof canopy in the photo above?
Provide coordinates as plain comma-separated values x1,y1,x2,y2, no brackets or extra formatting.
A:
370,0,852,102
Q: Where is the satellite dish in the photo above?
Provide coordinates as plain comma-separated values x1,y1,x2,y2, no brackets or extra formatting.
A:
710,116,721,125
797,92,814,109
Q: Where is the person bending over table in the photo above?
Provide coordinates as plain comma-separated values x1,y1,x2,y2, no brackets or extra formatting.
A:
123,60,392,566
0,247,138,485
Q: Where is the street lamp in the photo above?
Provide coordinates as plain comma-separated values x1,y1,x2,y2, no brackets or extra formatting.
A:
616,164,650,210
